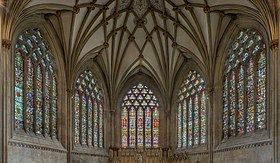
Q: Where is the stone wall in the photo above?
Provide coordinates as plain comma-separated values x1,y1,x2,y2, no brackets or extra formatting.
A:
8,145,67,163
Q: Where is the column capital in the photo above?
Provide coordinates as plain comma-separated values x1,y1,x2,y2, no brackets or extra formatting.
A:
270,39,279,49
2,39,11,49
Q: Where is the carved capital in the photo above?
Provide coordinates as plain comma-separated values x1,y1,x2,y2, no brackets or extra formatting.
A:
2,39,11,49
270,39,279,49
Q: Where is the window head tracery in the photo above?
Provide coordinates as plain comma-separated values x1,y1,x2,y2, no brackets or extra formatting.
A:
121,83,159,149
177,70,207,148
74,70,104,148
14,28,58,138
223,28,267,139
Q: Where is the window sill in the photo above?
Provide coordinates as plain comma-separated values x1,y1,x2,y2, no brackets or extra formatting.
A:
11,129,64,150
217,129,270,149
176,144,207,153
72,145,108,157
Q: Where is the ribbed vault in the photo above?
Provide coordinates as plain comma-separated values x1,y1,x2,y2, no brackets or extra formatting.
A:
2,0,278,105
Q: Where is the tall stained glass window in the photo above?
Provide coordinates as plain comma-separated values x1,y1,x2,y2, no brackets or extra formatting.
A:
223,29,267,139
121,83,160,148
14,28,58,138
74,70,104,148
177,70,207,148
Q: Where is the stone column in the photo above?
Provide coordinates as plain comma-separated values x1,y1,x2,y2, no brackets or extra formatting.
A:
272,38,279,163
67,89,73,163
1,38,11,163
276,7,280,163
0,5,3,162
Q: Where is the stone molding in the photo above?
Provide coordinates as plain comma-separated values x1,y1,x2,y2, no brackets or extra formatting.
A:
214,140,272,153
8,141,67,153
270,39,279,49
2,39,11,49
71,152,109,157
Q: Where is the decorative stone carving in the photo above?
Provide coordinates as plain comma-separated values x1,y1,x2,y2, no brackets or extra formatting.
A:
134,0,148,17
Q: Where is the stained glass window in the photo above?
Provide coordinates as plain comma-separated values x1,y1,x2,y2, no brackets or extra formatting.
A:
74,70,104,148
223,29,267,138
14,28,58,138
121,83,160,148
177,70,207,148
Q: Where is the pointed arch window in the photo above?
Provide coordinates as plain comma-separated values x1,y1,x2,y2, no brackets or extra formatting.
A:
14,28,58,138
121,83,159,148
177,70,207,148
74,70,104,148
222,29,267,139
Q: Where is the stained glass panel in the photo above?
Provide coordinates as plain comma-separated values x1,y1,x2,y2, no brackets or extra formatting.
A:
222,29,267,139
45,71,51,136
200,91,207,143
26,58,34,132
177,70,207,148
74,70,104,148
177,103,182,148
88,98,93,146
145,107,152,148
257,52,266,129
129,107,136,147
52,77,57,137
36,66,43,134
188,98,193,146
74,92,80,144
237,66,245,134
194,94,199,144
182,100,187,147
15,52,24,129
246,58,255,132
121,83,160,148
229,71,236,136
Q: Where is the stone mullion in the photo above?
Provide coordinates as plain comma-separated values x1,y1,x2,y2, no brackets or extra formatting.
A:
127,105,130,148
234,67,239,136
42,67,46,136
143,104,146,149
253,54,258,131
33,62,38,134
226,75,230,138
97,100,100,148
151,102,154,148
49,74,54,138
192,94,195,146
22,53,28,132
86,93,89,146
198,91,201,145
186,97,189,147
79,92,83,145
91,97,94,147
135,105,138,148
243,59,248,134
180,100,183,148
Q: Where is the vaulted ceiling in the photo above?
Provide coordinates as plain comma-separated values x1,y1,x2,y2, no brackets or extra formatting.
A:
2,0,278,99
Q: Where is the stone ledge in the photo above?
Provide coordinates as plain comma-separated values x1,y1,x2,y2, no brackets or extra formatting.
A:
71,152,109,157
8,141,67,153
214,140,272,153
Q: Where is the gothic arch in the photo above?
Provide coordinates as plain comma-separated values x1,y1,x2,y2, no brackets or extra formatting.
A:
8,16,67,148
213,18,271,148
114,73,167,148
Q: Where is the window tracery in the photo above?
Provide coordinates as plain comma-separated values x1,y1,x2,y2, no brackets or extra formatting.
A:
177,70,207,148
14,28,58,138
121,83,159,148
74,70,104,148
222,29,267,138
